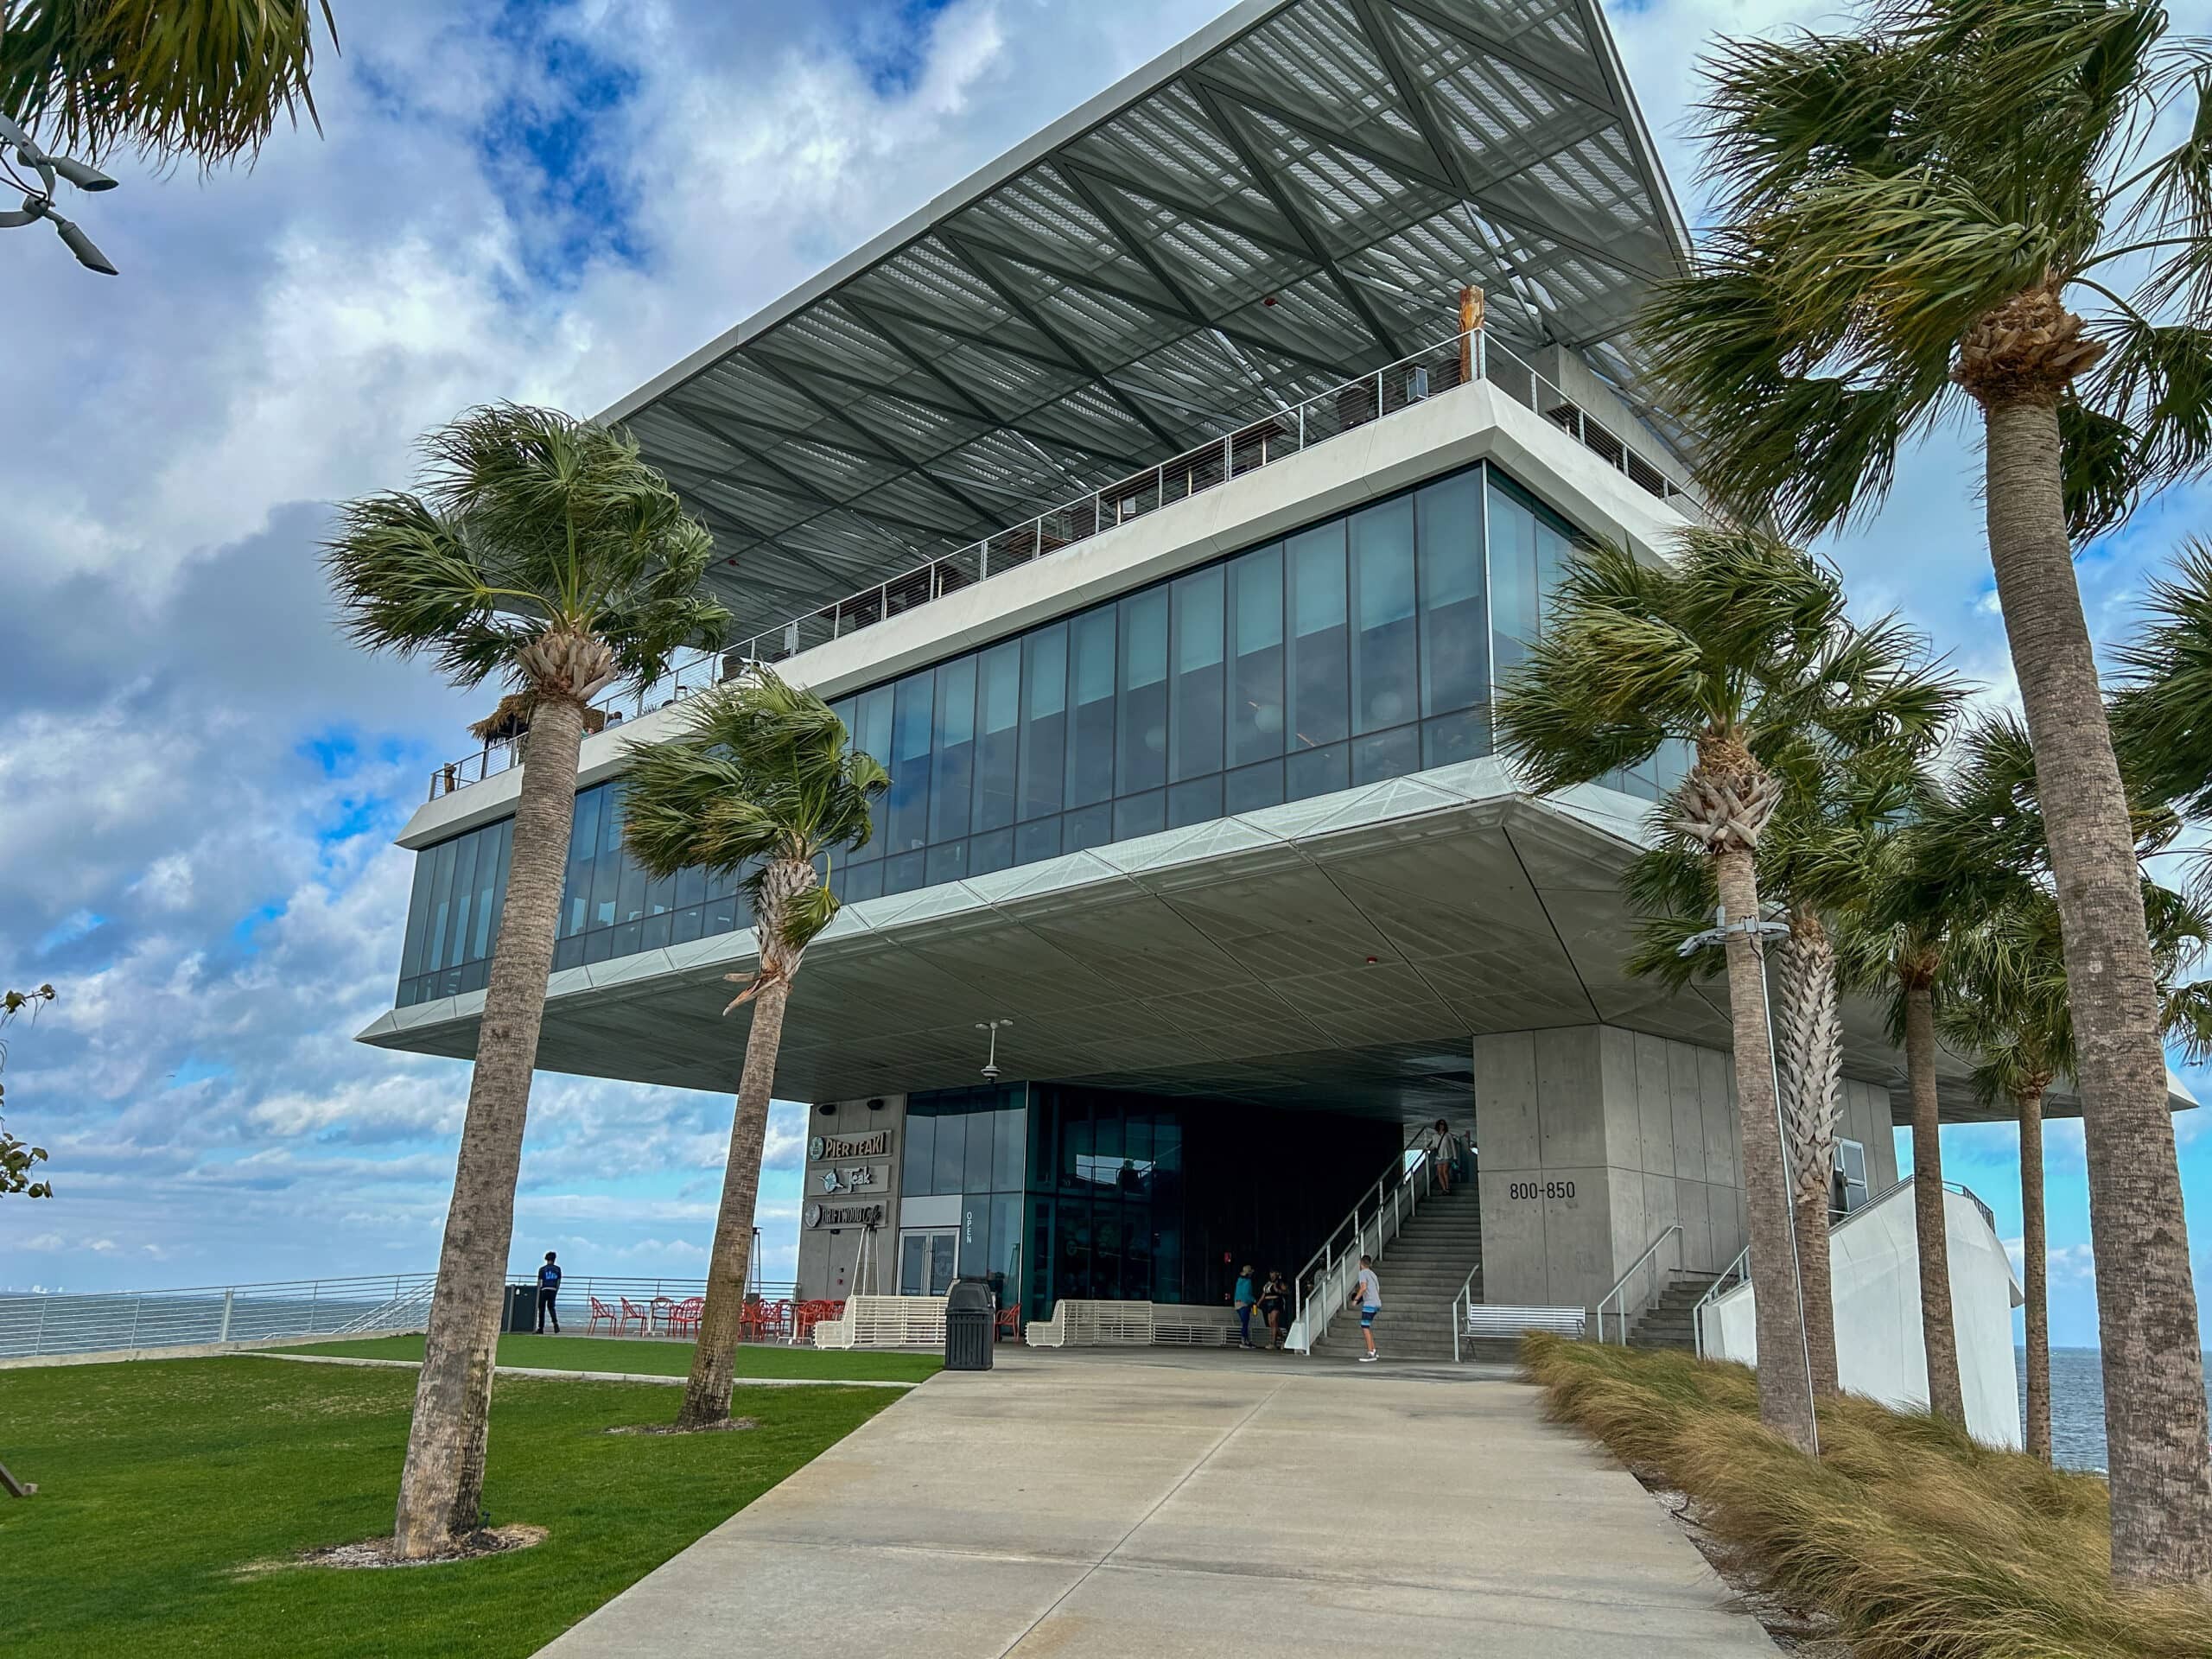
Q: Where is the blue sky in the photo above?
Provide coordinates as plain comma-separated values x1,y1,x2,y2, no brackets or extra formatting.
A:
2,0,2209,1351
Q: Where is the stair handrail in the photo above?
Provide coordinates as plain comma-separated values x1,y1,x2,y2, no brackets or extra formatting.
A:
1690,1245,1751,1358
1450,1261,1482,1363
1594,1222,1682,1345
1285,1139,1436,1354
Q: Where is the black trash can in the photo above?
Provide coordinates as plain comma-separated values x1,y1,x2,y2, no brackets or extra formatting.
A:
944,1277,995,1372
503,1283,537,1334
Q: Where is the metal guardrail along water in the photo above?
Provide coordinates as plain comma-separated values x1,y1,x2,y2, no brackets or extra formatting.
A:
428,327,1703,801
0,1272,800,1360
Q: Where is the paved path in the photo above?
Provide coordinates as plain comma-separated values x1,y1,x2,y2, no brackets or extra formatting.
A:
539,1348,1774,1658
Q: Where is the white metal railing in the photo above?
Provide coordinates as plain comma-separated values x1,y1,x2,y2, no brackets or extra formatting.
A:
1284,1141,1437,1354
1594,1222,1683,1345
1691,1246,1751,1360
427,327,1704,801
0,1270,802,1360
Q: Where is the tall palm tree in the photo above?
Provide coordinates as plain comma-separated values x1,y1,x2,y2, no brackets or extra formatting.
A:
324,404,725,1557
3,0,336,168
1649,0,2212,1577
2114,541,2212,905
622,671,887,1429
1497,527,1951,1452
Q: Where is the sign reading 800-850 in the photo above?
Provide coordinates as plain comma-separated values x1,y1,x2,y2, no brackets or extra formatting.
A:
1506,1179,1577,1201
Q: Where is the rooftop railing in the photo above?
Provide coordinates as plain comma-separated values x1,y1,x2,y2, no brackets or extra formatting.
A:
426,328,1701,802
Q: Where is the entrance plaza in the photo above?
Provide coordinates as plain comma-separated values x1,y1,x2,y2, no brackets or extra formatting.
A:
539,1347,1778,1659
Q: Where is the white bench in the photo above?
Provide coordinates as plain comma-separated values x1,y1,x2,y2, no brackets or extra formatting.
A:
1027,1300,1256,1350
1457,1304,1586,1352
811,1294,946,1350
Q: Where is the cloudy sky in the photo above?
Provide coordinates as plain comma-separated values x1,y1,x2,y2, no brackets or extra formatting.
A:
3,0,2209,1346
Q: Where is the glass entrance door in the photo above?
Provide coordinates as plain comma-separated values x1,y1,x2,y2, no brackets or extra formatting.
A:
898,1228,958,1296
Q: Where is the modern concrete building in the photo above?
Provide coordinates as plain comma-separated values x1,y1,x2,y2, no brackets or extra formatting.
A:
357,0,2141,1381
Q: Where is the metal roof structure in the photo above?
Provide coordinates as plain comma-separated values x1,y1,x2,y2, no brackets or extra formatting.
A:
603,0,1691,640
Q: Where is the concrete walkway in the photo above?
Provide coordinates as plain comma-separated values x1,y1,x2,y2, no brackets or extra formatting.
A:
540,1348,1775,1658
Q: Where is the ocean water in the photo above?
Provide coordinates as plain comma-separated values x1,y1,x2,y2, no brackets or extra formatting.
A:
2025,1347,2212,1472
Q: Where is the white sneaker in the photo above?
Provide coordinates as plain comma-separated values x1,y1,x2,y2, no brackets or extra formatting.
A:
1358,1351,1378,1363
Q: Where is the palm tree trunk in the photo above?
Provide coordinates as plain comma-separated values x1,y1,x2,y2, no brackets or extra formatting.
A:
393,693,582,1558
1982,397,2212,1582
1712,845,1818,1453
677,976,790,1429
1773,918,1842,1397
1902,978,1964,1424
2017,1084,2051,1465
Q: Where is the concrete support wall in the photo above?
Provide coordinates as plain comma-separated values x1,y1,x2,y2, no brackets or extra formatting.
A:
795,1095,906,1302
1475,1026,1745,1313
1838,1076,1902,1193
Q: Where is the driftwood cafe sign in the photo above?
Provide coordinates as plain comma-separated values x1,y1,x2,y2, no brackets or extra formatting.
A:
804,1201,886,1230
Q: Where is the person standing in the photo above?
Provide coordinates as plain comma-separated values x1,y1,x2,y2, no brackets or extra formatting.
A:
1233,1263,1257,1349
1349,1254,1381,1362
1258,1268,1290,1351
1430,1118,1455,1193
536,1251,563,1334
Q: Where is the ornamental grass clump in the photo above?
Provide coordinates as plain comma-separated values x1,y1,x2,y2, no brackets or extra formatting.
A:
1522,1335,2212,1658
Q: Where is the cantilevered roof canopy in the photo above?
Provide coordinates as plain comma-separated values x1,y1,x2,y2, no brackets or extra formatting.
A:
602,0,1691,640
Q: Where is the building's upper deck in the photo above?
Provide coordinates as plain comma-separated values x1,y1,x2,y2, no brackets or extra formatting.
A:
602,0,1693,642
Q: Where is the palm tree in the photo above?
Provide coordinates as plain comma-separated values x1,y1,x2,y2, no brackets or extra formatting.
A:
1649,1,2212,1577
622,671,887,1429
0,984,57,1199
324,404,725,1557
1497,527,1951,1452
2114,541,2212,904
3,1,336,168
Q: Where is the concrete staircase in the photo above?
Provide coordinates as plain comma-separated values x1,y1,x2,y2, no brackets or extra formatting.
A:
1311,1182,1483,1362
1626,1272,1719,1351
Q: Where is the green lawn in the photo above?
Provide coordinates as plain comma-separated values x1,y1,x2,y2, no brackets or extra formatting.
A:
280,1332,942,1384
0,1356,901,1657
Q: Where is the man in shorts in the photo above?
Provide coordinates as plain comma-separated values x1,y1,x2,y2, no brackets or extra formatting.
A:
1349,1254,1381,1362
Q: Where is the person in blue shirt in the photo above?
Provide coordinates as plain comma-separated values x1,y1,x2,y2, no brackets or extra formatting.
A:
536,1252,563,1334
1233,1264,1256,1349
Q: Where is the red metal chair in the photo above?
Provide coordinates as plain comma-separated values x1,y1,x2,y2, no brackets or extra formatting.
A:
619,1296,652,1336
995,1304,1022,1344
651,1295,675,1335
586,1294,620,1335
667,1296,703,1336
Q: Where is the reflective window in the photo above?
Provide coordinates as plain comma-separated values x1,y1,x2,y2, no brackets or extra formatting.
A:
395,460,1674,1007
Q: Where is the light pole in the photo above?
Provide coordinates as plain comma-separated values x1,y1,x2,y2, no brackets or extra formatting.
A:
0,114,119,275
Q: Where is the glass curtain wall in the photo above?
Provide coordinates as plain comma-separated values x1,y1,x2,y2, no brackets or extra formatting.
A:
395,461,1690,1005
900,1084,1028,1300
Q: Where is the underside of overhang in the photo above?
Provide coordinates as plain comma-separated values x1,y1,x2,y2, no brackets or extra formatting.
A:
361,770,2155,1128
603,0,1692,641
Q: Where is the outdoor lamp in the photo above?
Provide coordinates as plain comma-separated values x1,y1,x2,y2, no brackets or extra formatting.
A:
0,112,120,276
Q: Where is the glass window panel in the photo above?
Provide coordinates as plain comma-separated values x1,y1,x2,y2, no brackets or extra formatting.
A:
552,936,583,973
931,656,977,844
675,862,706,911
640,911,672,952
609,918,642,959
672,904,703,944
1351,497,1417,735
1422,709,1491,768
1286,741,1349,802
1065,607,1116,808
1115,790,1166,841
643,863,677,919
934,1107,966,1193
925,841,967,887
1418,471,1488,716
841,860,884,904
1224,759,1284,816
1170,566,1225,781
1064,802,1112,854
993,1102,1025,1192
398,847,437,981
1287,520,1348,750
1351,725,1421,785
1015,816,1061,865
443,833,480,972
473,820,510,962
1117,588,1169,795
705,894,740,936
1019,624,1067,820
888,671,934,853
562,790,602,938
613,842,646,925
1489,473,1541,677
1229,544,1285,767
582,926,614,965
903,1111,936,1195
599,783,626,856
853,684,894,766
423,837,459,975
966,1109,995,1192
1167,774,1222,829
969,826,1014,876
991,1193,1021,1296
882,849,925,895
973,639,1021,833
960,1195,992,1281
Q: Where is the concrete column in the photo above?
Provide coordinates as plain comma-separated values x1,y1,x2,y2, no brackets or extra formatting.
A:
796,1094,907,1300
